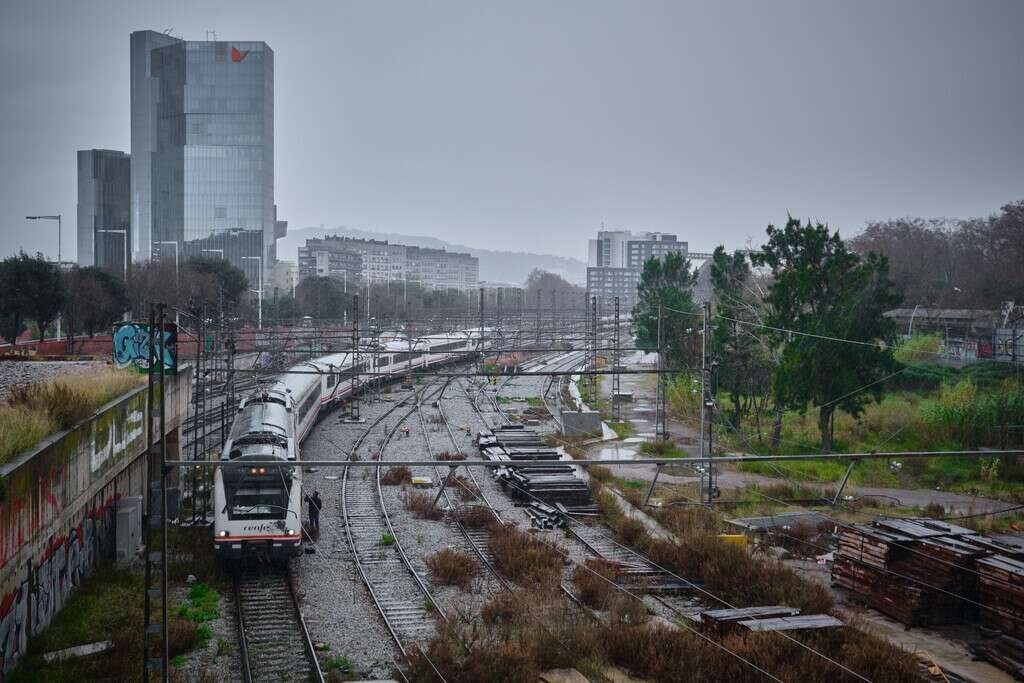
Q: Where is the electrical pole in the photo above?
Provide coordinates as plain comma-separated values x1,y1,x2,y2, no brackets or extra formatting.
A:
535,290,541,344
158,305,169,681
656,302,667,441
701,299,714,506
612,297,621,421
351,293,360,421
590,296,598,400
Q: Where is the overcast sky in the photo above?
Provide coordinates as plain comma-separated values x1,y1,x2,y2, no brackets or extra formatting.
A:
1,0,1022,265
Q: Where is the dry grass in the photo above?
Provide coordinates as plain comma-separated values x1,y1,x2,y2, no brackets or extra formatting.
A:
449,505,494,529
587,464,614,482
1,367,144,464
653,505,723,535
425,548,479,588
642,530,833,614
380,466,413,485
406,491,444,520
405,585,921,683
488,524,564,587
437,451,467,461
0,404,57,463
614,517,651,548
408,589,602,682
451,475,480,501
573,558,620,609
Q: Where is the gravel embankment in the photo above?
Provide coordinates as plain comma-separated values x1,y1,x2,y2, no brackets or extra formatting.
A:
294,360,608,679
295,390,406,680
0,360,107,401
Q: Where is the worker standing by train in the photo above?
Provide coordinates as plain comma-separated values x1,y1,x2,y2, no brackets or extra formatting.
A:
304,490,323,530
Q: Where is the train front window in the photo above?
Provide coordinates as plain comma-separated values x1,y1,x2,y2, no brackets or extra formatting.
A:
227,486,289,520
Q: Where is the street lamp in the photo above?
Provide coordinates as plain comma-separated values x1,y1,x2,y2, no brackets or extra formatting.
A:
28,215,63,340
97,229,128,281
26,215,61,265
242,256,263,330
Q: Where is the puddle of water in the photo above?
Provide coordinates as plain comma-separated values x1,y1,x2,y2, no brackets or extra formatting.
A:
595,445,639,460
623,437,646,444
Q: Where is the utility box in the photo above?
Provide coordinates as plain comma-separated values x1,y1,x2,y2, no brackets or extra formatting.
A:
148,484,181,526
116,496,143,563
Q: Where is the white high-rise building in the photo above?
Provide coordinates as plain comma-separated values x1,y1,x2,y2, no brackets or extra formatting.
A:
586,230,688,310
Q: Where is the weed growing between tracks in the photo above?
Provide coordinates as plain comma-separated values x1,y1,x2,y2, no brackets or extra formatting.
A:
426,548,480,588
582,486,925,680
405,586,921,682
488,524,564,588
449,505,493,528
406,491,445,520
381,466,413,485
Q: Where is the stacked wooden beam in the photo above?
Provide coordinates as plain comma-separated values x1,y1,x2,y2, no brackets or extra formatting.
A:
972,633,1024,679
975,555,1024,639
833,517,1024,637
833,521,977,625
697,606,844,636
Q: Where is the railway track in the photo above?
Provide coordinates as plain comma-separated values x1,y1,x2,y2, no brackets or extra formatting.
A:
416,386,508,588
341,382,449,657
234,565,324,683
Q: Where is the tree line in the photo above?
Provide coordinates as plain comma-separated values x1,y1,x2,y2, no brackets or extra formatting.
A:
632,216,901,451
0,252,251,345
849,200,1024,309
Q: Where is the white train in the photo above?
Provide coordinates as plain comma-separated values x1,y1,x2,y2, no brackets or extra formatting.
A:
213,328,491,560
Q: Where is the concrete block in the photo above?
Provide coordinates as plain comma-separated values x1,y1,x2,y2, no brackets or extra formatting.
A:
561,411,602,437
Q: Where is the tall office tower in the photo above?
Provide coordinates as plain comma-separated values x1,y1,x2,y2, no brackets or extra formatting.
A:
131,30,281,288
585,230,687,310
76,149,131,276
130,30,181,264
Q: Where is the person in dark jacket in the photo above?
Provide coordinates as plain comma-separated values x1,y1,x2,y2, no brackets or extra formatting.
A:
304,491,323,530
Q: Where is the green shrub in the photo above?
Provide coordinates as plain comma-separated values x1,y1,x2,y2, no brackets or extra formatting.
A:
895,333,941,364
178,582,220,623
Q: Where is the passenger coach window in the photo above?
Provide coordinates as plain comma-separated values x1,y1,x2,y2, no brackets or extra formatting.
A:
299,388,319,418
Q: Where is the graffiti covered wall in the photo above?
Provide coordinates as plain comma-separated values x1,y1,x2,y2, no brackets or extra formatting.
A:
0,368,191,676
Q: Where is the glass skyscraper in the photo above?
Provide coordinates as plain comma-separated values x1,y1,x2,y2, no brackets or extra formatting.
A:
130,31,280,288
77,149,131,275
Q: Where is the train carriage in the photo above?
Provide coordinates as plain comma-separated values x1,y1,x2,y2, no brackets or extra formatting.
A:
213,328,489,560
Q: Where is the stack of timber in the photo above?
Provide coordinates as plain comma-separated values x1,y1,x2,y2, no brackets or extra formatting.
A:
833,517,1024,643
971,633,1024,680
975,555,1024,638
699,606,842,635
477,426,593,508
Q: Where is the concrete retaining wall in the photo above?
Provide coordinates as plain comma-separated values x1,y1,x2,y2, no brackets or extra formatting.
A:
0,368,191,676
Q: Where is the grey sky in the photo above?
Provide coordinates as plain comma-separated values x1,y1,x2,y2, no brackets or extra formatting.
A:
1,0,1022,266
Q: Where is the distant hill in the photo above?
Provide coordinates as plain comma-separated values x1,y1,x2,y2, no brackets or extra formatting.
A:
277,226,587,285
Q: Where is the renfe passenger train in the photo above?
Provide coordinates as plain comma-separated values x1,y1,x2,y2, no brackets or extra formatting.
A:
214,328,490,560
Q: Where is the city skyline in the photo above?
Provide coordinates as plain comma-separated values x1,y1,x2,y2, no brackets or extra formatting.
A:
2,0,1023,266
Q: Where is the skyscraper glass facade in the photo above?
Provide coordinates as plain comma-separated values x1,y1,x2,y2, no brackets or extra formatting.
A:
77,149,131,275
131,31,275,288
130,30,181,263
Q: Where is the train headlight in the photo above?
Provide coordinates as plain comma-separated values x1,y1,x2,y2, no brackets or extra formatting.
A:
218,531,228,537
286,529,298,536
